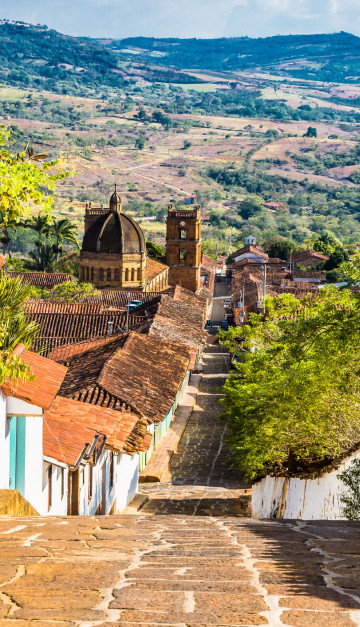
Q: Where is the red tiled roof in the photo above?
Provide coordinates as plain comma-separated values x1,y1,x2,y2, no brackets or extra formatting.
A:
25,301,145,356
2,350,67,410
43,396,150,466
48,334,125,362
136,293,206,352
57,332,191,424
7,272,74,288
292,250,329,262
146,258,168,282
232,245,269,260
0,255,5,269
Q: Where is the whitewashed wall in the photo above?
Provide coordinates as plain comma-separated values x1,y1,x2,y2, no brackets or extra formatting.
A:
252,449,360,520
3,396,43,513
78,449,139,516
42,459,68,516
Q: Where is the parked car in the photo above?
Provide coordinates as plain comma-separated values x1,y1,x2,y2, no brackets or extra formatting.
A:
223,299,232,308
220,320,229,330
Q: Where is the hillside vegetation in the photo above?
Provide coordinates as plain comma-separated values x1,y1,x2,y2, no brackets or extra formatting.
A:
100,32,360,84
2,21,360,258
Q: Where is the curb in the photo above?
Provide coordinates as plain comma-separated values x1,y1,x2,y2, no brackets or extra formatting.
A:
139,373,202,483
121,493,149,515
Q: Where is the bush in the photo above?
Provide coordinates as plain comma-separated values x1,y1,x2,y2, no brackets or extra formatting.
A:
339,459,360,520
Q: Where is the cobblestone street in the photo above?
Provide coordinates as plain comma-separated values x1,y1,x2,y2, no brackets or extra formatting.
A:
1,326,360,624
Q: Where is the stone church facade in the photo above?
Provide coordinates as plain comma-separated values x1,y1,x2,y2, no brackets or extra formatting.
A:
79,190,201,293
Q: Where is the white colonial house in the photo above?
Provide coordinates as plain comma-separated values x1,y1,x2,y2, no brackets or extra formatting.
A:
0,347,151,516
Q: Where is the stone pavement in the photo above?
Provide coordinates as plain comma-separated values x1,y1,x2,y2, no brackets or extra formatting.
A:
1,516,360,625
139,340,250,516
1,331,360,624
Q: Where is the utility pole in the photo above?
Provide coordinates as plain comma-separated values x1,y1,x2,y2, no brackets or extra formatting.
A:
125,292,130,333
224,236,227,255
228,234,232,257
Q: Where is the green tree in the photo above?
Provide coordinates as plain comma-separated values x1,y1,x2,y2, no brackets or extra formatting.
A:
49,281,100,303
0,126,67,227
0,273,39,383
240,195,264,220
324,247,349,271
313,233,338,256
262,236,293,260
135,136,146,150
304,127,317,138
220,287,360,481
29,242,56,272
183,140,192,150
24,212,52,258
146,241,166,261
50,218,79,261
339,459,360,520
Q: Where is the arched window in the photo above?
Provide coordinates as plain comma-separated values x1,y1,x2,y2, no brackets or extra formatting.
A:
137,268,140,281
125,268,129,282
180,229,186,239
131,268,135,281
106,268,112,281
91,267,94,282
114,268,119,282
179,249,186,262
99,268,104,281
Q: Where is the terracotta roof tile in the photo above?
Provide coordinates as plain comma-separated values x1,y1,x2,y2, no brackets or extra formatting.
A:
58,332,191,424
8,272,74,288
25,301,145,356
43,396,150,466
2,351,67,410
136,292,207,352
292,250,329,262
146,258,169,282
232,244,269,260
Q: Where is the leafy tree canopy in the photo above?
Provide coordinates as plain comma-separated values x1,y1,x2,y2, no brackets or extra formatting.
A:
220,284,360,481
0,273,39,384
262,236,293,260
0,126,68,225
49,281,100,303
146,240,166,261
239,195,264,220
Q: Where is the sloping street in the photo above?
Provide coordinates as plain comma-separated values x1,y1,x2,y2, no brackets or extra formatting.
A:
1,321,360,625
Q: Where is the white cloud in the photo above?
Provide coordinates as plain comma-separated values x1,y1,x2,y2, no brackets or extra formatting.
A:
1,0,359,38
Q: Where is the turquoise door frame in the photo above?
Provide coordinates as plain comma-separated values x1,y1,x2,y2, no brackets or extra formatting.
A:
9,416,26,495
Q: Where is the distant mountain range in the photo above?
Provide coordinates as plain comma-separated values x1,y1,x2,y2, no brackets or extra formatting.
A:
95,32,360,83
0,21,359,97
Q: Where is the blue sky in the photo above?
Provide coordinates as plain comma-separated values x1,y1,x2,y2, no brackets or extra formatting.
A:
1,0,359,38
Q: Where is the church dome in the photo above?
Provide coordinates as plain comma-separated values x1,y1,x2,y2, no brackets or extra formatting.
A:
82,210,145,255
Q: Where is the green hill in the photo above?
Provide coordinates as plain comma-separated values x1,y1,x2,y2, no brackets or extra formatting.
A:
98,32,360,83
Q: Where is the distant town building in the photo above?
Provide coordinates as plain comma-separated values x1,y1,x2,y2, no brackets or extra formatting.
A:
291,250,329,269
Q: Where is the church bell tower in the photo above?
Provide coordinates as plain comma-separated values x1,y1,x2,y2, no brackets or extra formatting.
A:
165,204,201,292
